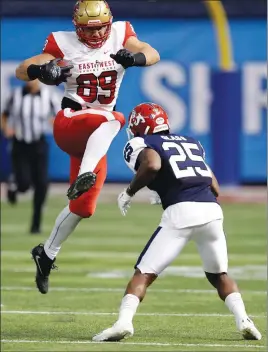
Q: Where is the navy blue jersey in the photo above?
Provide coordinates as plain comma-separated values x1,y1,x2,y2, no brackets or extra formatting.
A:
123,134,217,210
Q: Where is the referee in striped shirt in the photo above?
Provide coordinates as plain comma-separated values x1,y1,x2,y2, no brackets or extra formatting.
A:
1,80,59,234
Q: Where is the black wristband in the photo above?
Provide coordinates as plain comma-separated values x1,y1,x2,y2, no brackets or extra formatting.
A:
27,64,41,80
126,186,135,197
133,52,146,67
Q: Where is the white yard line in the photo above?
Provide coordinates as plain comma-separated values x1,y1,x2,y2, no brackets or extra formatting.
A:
1,250,266,261
1,286,266,295
0,339,265,349
1,310,265,318
1,251,138,259
1,234,145,245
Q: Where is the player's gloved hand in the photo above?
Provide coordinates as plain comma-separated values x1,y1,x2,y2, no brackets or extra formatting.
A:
39,58,74,85
27,58,74,86
149,190,161,205
110,49,146,69
118,189,133,216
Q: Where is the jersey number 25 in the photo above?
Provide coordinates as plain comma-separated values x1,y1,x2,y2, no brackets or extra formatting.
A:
162,142,211,179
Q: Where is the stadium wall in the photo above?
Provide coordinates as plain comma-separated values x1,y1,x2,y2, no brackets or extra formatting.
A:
2,0,266,18
1,18,266,183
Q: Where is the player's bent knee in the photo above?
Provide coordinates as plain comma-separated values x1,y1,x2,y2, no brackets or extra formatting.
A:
205,272,227,287
69,202,96,218
135,261,161,276
132,269,157,287
113,112,125,128
144,273,157,285
134,268,157,279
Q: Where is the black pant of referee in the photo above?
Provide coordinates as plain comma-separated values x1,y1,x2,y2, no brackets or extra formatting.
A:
9,136,49,234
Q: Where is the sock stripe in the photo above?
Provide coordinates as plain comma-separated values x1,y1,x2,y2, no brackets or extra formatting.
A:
48,212,71,249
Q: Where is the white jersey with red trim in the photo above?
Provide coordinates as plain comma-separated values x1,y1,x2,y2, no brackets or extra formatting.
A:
43,21,136,112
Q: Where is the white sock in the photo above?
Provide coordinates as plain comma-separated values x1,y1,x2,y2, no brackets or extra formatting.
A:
79,120,121,175
44,205,82,260
117,294,140,324
225,292,248,323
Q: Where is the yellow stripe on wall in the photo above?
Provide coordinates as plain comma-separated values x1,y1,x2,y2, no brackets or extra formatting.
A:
204,0,234,71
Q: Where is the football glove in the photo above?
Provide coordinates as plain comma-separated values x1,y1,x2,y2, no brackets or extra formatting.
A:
27,58,73,86
118,189,132,216
149,190,161,205
110,49,146,69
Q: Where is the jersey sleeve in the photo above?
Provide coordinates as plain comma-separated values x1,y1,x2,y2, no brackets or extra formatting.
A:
123,21,137,46
42,33,64,58
123,137,147,173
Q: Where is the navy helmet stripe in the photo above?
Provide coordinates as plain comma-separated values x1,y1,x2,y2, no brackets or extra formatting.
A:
134,226,162,269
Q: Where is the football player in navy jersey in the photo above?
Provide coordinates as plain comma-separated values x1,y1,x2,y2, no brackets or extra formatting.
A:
93,103,261,342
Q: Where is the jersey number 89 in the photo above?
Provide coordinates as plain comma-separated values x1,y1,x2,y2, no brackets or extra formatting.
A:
76,70,117,105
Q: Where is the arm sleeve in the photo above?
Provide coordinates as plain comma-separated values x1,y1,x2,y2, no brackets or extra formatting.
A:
42,33,64,58
123,21,137,46
123,137,147,173
3,95,14,116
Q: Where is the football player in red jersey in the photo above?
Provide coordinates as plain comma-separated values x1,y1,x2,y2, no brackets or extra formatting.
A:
15,0,160,294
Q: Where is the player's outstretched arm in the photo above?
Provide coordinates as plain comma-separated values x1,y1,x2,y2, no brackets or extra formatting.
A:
15,53,56,81
117,148,161,216
126,148,161,196
124,36,160,66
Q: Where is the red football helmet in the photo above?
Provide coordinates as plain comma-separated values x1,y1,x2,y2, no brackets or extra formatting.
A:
127,103,170,139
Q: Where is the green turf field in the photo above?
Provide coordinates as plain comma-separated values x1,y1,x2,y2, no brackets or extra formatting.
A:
1,196,266,351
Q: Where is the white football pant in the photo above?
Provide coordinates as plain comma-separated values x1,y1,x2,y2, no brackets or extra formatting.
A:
136,204,228,275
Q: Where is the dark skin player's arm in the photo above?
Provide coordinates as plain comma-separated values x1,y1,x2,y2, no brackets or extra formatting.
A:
210,169,220,197
126,148,162,196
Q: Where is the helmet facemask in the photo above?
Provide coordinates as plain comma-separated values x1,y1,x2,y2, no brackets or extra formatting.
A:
75,22,112,49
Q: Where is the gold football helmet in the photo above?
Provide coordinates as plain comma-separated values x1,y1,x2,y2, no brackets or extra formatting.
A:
73,0,113,49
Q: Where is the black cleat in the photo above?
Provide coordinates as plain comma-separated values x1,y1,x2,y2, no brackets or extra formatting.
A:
67,171,97,200
7,190,17,205
31,244,57,294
